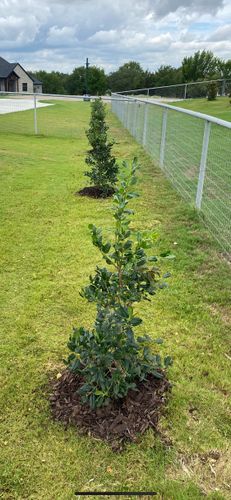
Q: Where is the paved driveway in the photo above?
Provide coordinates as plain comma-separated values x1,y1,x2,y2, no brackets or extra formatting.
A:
0,98,52,114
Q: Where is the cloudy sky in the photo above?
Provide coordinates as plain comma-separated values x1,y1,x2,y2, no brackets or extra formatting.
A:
1,0,231,74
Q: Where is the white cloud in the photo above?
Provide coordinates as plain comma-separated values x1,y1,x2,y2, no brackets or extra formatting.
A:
0,0,230,72
208,24,231,42
47,25,77,46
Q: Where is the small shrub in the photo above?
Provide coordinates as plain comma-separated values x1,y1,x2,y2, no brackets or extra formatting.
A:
85,98,118,196
66,158,173,408
207,82,217,101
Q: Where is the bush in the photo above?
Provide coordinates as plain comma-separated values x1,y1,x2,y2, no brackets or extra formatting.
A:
207,82,217,101
85,98,118,196
66,159,173,408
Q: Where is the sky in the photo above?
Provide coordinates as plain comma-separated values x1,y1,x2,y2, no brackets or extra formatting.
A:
1,0,231,74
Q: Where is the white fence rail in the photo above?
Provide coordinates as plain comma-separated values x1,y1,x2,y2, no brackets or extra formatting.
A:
116,78,231,100
111,94,231,254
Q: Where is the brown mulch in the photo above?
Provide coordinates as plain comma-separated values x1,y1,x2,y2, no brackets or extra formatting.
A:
77,186,114,198
50,370,171,451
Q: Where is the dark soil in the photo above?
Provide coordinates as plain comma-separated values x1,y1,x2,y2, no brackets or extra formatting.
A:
50,370,171,451
77,186,114,198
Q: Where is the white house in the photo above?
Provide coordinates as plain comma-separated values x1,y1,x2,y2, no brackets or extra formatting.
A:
0,57,42,93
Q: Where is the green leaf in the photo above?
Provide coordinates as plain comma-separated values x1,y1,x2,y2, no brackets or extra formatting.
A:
130,317,142,326
164,356,173,367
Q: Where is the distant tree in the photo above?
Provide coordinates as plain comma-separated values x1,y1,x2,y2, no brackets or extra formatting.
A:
143,70,156,89
207,82,217,101
66,67,86,95
85,98,118,196
66,66,107,95
108,61,145,92
182,50,220,82
33,71,68,94
221,59,231,79
154,65,183,87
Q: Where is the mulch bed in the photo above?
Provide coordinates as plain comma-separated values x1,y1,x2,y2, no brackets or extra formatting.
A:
77,186,114,198
50,370,171,451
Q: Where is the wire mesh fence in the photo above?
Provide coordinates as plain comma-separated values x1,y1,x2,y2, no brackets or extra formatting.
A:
112,94,231,254
0,93,93,137
117,79,231,100
0,90,230,253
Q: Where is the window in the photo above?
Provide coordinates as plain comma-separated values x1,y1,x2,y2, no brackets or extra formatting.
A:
22,83,27,92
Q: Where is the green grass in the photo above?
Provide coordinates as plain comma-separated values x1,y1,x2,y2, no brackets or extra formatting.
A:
171,97,231,122
0,102,231,499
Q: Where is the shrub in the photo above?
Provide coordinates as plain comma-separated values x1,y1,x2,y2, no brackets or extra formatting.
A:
207,82,217,101
85,98,118,196
66,159,173,408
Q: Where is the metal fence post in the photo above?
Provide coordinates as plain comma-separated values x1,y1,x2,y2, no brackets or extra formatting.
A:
142,102,148,147
184,84,187,99
221,79,226,97
126,101,130,129
33,93,38,134
133,100,137,137
195,120,211,210
160,109,168,168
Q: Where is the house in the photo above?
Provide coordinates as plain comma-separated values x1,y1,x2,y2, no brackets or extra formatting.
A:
0,56,42,93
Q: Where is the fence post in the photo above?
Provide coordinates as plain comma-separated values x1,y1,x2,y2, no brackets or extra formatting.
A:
221,79,226,96
184,84,187,99
160,109,168,168
195,120,211,210
133,100,137,137
142,103,148,147
126,101,130,129
33,93,38,134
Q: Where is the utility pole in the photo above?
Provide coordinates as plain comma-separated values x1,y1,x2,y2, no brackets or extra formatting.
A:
85,57,89,95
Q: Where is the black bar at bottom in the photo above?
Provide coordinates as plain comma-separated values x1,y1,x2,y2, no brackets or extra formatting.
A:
75,492,157,496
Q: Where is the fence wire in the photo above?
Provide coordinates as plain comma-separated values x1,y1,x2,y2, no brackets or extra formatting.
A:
112,94,231,255
0,94,93,138
0,91,230,254
118,79,231,100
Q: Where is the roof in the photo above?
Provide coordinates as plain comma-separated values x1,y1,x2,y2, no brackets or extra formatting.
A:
0,56,17,78
28,73,43,85
0,57,42,85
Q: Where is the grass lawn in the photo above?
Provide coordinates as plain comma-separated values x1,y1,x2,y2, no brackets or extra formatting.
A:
170,97,231,123
0,102,231,499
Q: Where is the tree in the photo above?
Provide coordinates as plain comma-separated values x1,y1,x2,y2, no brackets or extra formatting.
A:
182,50,220,82
207,82,217,101
32,70,68,94
154,65,182,87
66,66,107,95
108,61,145,92
85,98,118,196
65,66,86,95
66,159,172,408
220,59,231,79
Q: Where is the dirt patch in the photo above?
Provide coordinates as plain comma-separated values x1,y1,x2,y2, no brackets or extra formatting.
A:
209,304,231,326
50,370,171,451
168,448,231,497
77,186,114,198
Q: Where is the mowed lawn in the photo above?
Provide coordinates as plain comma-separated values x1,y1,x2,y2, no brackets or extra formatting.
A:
0,102,231,499
171,97,231,122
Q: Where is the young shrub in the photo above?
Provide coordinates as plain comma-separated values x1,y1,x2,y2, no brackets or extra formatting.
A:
207,82,217,101
66,158,173,408
85,98,118,196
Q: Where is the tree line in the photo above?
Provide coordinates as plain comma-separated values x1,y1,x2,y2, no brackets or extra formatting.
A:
33,50,231,95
